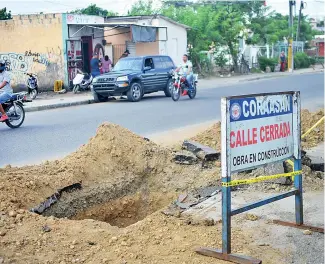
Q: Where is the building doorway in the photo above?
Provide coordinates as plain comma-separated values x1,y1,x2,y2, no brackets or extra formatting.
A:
81,36,93,73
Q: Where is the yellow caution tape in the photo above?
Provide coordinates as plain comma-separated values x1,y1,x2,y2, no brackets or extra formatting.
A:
222,170,302,187
285,115,325,180
302,116,324,140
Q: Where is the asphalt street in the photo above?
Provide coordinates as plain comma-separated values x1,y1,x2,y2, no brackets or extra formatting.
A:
1,73,323,167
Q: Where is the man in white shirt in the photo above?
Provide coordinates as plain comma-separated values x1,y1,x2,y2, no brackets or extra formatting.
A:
175,54,193,91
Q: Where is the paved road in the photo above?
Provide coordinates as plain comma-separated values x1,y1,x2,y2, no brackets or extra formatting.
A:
1,73,323,167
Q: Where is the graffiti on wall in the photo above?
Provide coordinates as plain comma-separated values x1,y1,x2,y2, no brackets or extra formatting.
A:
25,50,50,66
0,47,63,90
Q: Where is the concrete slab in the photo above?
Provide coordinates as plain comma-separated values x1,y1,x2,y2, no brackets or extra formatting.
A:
182,191,324,227
306,142,324,164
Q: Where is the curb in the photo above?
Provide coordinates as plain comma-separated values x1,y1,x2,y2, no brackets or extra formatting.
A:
245,70,324,82
25,99,95,112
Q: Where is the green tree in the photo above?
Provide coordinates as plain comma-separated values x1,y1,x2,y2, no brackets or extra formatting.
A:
127,0,156,16
0,8,12,20
161,3,246,71
249,13,318,45
71,4,117,17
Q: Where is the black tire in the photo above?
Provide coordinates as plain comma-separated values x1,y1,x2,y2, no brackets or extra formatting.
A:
73,85,80,94
5,103,25,129
29,88,38,100
164,78,173,97
171,86,181,102
127,82,143,102
188,83,197,99
93,91,108,103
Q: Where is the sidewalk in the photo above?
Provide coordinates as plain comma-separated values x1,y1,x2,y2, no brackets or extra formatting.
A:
24,66,324,113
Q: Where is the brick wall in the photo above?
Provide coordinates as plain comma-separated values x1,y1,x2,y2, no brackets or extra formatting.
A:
0,14,65,91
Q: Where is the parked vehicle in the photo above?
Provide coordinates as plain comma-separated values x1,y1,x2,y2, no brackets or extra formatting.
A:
91,55,176,102
0,92,29,128
73,70,93,94
171,71,198,101
25,73,38,100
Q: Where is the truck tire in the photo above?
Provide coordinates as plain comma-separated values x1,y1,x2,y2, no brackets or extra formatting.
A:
93,91,108,103
164,78,173,97
127,82,143,102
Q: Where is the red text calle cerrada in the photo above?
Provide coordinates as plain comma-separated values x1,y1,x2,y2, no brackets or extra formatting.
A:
230,121,291,149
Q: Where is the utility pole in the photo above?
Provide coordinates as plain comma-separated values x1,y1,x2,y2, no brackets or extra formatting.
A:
296,1,305,42
288,0,295,72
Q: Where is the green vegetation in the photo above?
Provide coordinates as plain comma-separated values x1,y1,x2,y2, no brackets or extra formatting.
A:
70,4,117,17
0,8,11,20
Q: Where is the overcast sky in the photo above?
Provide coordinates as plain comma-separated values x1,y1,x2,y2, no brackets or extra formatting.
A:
1,0,324,18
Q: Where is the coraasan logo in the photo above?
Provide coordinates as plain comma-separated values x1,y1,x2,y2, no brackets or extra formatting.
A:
230,103,241,120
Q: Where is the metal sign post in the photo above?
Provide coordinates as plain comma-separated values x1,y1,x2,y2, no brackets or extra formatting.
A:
195,91,323,264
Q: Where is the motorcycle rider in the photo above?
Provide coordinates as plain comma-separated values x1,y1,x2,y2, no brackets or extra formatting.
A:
175,54,193,94
0,60,13,122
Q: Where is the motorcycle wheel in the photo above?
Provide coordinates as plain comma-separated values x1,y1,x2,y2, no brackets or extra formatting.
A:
73,85,80,94
171,86,181,102
188,83,197,99
29,89,38,100
5,103,25,129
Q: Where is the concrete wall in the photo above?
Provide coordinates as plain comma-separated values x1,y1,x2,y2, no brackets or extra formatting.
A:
135,41,159,56
151,18,188,66
105,27,131,45
0,14,64,91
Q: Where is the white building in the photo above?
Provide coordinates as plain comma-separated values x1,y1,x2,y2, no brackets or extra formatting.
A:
104,15,190,66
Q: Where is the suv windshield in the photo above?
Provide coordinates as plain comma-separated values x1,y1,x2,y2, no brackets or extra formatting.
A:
113,58,143,72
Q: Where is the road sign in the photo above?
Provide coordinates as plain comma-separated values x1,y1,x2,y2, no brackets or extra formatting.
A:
225,93,299,174
196,91,305,264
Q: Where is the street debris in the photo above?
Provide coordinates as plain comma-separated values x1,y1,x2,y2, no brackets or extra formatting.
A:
173,150,198,165
42,225,52,233
182,140,220,161
303,230,313,235
246,214,260,221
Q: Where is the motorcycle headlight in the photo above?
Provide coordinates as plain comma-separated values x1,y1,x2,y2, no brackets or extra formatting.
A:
116,76,128,82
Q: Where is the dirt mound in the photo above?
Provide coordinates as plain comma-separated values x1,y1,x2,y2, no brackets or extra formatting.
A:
190,109,324,150
301,109,324,149
0,123,217,213
0,122,323,264
190,121,222,151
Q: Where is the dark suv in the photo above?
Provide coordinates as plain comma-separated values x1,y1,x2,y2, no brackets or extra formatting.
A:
91,55,176,102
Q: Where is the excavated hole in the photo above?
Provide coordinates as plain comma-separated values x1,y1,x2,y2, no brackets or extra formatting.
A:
70,192,174,228
37,180,176,228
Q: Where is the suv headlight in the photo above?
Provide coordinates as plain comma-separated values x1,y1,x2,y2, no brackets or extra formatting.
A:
116,76,128,82
92,78,98,83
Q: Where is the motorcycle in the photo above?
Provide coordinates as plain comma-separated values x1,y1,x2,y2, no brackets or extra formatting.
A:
171,71,198,101
72,70,93,94
25,73,38,100
1,92,29,129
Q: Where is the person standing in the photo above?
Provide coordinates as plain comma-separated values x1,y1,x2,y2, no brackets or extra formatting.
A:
90,52,101,77
279,51,286,72
101,55,112,73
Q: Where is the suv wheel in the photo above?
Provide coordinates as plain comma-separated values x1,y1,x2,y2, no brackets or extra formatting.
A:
164,78,173,97
93,91,108,103
127,82,143,102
